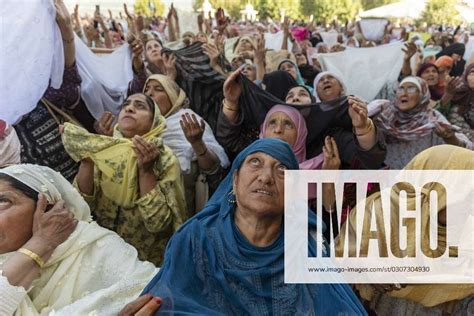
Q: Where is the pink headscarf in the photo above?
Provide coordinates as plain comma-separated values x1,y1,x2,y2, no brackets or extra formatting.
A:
259,105,324,169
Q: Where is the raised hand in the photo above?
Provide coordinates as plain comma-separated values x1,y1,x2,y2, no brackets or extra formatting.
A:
180,112,205,146
132,136,160,172
55,0,71,26
322,137,341,170
162,53,177,81
402,41,417,61
130,38,144,72
95,111,115,136
32,194,78,250
223,69,243,106
254,33,266,65
444,76,463,97
348,96,369,129
202,42,220,68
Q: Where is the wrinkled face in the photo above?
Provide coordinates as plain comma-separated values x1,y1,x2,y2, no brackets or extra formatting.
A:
294,53,307,66
396,82,421,112
0,180,35,254
241,64,256,81
145,40,162,64
316,75,343,101
468,70,474,89
118,94,154,138
420,66,439,86
263,112,297,147
233,152,287,217
182,32,194,46
195,32,208,43
286,86,312,105
144,80,172,116
279,62,297,80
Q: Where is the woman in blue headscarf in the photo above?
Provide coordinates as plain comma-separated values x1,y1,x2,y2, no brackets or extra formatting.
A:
134,138,367,315
278,59,315,94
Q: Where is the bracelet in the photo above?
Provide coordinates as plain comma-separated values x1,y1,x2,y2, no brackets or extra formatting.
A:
223,99,238,112
196,147,208,157
353,119,374,137
62,37,75,44
18,248,45,268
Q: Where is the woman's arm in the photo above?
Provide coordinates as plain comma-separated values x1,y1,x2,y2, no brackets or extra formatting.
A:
97,14,113,49
400,42,417,78
56,0,75,68
254,34,266,82
75,159,95,196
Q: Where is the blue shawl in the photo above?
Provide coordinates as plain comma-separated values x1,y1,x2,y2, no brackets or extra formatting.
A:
142,138,366,315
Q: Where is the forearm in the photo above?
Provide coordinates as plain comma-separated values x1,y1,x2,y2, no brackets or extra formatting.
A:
174,17,180,39
440,93,453,108
168,21,177,42
256,62,265,81
2,238,54,289
354,119,377,150
281,33,288,50
138,168,157,197
76,160,95,196
401,59,412,77
192,141,220,172
100,23,113,49
222,99,239,123
58,22,76,68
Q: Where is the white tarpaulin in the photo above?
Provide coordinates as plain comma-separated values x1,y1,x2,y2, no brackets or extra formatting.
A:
464,36,474,61
0,0,64,124
359,0,426,19
316,42,404,101
359,19,388,42
75,34,133,119
320,31,339,47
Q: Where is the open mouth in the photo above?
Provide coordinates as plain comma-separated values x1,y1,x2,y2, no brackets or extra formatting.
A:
254,189,274,196
399,97,409,104
323,83,332,92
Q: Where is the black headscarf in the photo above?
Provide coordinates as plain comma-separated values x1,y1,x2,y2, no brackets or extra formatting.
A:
261,71,298,100
436,43,466,77
298,64,320,86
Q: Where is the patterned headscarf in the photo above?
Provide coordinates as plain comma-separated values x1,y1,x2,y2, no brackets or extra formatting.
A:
372,76,454,141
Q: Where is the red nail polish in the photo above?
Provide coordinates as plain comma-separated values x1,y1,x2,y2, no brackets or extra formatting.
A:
154,297,162,304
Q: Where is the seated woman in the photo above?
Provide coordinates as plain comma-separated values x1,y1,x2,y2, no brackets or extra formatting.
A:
135,138,367,314
369,76,472,169
143,74,230,215
0,164,157,315
336,145,474,315
61,93,187,266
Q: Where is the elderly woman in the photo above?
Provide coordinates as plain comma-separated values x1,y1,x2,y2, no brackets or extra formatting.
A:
369,76,472,169
336,145,474,315
61,93,187,266
278,59,314,94
133,138,367,314
143,74,229,215
0,164,157,315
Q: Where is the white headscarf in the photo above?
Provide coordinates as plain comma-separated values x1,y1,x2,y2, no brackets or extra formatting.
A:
312,71,347,102
0,122,21,167
0,164,157,315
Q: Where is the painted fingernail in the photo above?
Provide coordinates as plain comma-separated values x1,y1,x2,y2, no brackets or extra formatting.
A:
154,297,162,304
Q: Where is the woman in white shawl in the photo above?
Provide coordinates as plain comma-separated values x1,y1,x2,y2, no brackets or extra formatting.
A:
0,164,157,315
143,74,230,215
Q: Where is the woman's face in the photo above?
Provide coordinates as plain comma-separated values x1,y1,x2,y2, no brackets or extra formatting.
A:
286,86,312,105
144,80,172,115
182,32,194,46
279,62,297,80
420,66,439,86
238,38,253,52
145,40,162,64
316,75,343,101
241,64,256,81
195,32,208,43
263,112,297,147
118,94,154,138
233,152,287,217
396,82,421,112
294,53,307,66
0,180,35,254
467,70,474,89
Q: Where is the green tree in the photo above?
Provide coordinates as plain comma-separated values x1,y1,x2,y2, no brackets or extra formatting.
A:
134,0,165,17
421,0,461,25
360,0,397,10
300,0,360,23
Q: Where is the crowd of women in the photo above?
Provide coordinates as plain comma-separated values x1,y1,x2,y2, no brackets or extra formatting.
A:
0,0,473,314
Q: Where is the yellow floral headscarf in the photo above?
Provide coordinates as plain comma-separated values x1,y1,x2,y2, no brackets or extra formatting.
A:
62,97,173,207
144,74,187,118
